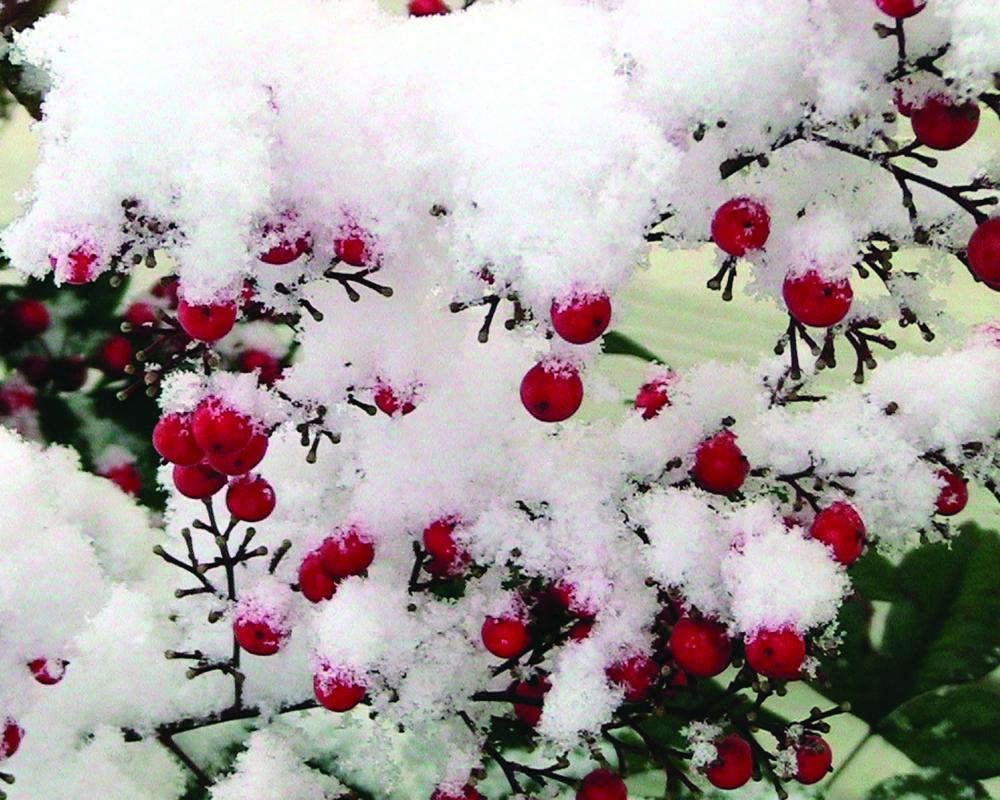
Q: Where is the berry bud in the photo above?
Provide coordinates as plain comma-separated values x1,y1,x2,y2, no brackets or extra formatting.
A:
783,271,853,328
711,197,770,257
809,502,866,566
550,290,612,345
705,734,753,790
669,617,733,677
745,627,806,681
692,430,749,495
520,360,584,423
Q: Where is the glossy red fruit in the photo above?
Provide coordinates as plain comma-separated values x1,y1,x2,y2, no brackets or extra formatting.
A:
19,355,51,388
875,0,925,17
374,382,417,417
334,226,373,267
967,218,1000,286
577,768,628,800
124,300,158,328
711,198,771,257
911,97,980,151
226,474,276,522
783,271,853,327
299,551,338,603
320,527,375,577
153,412,204,466
511,673,551,727
7,299,50,338
423,517,468,571
238,349,282,386
172,463,227,499
551,581,596,619
669,617,733,678
520,361,584,423
409,0,451,15
314,666,367,711
706,734,753,790
29,657,68,686
934,469,969,516
234,612,289,656
51,244,99,284
634,375,673,420
207,431,268,475
192,398,254,455
745,628,806,681
102,463,142,496
52,355,88,392
810,502,866,566
692,430,749,495
97,335,134,376
177,299,238,342
795,734,833,785
258,218,312,265
606,654,659,702
430,785,483,800
0,719,23,761
550,291,612,345
482,616,532,659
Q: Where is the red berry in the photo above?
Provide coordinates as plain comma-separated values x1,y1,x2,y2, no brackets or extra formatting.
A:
706,734,753,790
19,355,51,388
172,463,227,499
874,0,925,17
226,474,276,522
669,617,733,677
320,526,375,577
520,360,584,423
299,550,338,603
192,398,254,455
692,430,749,495
7,299,50,338
783,271,853,328
52,355,88,392
97,335,134,376
314,666,367,712
510,672,551,727
430,786,483,800
0,719,23,762
634,376,673,420
102,463,142,496
51,244,100,285
577,768,628,800
482,615,532,659
551,581,596,619
177,299,238,342
258,217,312,265
794,734,833,785
152,277,181,308
0,381,36,414
424,556,464,578
124,300,158,328
334,226,374,267
606,654,659,702
809,502,866,566
911,96,980,151
207,431,269,475
711,198,771,257
550,291,612,345
422,517,469,574
745,628,806,681
967,218,1000,286
409,0,451,15
374,382,417,417
934,469,969,516
238,349,282,386
153,412,204,466
568,619,595,641
893,86,916,118
234,611,289,656
28,658,68,686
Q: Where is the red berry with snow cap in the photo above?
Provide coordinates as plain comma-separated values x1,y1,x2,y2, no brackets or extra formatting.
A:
711,197,771,257
177,299,238,342
606,653,659,703
795,733,833,785
374,382,417,417
258,216,312,265
29,658,68,686
745,628,806,681
875,0,925,17
51,244,100,285
511,672,551,727
320,526,375,578
935,469,969,516
810,502,866,566
207,431,268,475
692,430,749,495
238,349,282,386
482,615,532,659
153,412,204,466
967,218,1000,287
783,271,853,328
334,225,374,267
550,290,612,345
577,768,628,800
911,96,980,151
172,463,227,499
298,550,338,603
669,617,733,677
706,734,753,790
234,610,289,656
0,719,22,761
634,375,673,420
226,474,276,522
314,666,367,712
520,360,584,422
192,398,254,455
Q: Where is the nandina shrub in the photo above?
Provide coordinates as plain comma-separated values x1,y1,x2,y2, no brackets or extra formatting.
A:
0,1,998,799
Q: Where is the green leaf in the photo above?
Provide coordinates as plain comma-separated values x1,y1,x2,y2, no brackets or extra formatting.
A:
821,525,1000,725
879,685,1000,780
602,331,664,363
864,769,989,800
